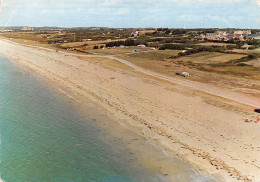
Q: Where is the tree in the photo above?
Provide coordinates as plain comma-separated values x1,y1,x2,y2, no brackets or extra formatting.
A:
165,29,171,35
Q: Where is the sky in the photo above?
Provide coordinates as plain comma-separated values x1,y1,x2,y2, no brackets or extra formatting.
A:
0,0,259,28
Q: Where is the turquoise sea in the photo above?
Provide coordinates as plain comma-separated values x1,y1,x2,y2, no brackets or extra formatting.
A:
0,54,215,182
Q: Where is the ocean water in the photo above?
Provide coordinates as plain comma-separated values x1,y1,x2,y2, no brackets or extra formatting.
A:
0,55,215,182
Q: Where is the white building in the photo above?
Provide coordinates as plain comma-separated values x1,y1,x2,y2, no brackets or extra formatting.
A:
0,29,14,32
21,27,34,31
206,33,218,40
82,39,92,42
130,30,139,37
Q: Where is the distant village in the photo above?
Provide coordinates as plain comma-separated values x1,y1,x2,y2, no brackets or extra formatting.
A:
0,26,259,80
1,27,259,41
0,27,259,53
193,30,260,41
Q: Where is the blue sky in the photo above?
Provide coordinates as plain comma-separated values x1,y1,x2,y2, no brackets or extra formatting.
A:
0,0,259,28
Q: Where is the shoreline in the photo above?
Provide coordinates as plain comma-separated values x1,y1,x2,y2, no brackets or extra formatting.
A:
0,54,176,182
1,39,260,181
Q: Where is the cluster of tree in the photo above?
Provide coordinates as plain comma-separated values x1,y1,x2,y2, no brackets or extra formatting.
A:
146,42,160,48
93,45,104,49
197,46,226,52
171,29,187,35
149,38,164,42
156,28,170,32
105,39,136,47
144,32,154,36
202,29,216,34
156,28,171,34
159,43,193,50
106,39,136,47
226,54,257,66
170,46,227,58
247,39,260,46
145,31,169,37
135,35,150,45
226,45,240,50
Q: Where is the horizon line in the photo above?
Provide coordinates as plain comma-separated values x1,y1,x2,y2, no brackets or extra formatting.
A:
0,26,259,30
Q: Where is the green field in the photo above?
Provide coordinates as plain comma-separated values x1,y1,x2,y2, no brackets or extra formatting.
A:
176,52,246,64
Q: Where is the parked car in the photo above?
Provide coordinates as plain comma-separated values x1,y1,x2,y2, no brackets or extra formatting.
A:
176,72,190,77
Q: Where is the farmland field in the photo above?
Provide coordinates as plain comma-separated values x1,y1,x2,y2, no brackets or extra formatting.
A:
176,52,246,64
118,50,260,80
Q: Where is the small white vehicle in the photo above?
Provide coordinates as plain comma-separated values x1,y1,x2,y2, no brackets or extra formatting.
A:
176,72,190,77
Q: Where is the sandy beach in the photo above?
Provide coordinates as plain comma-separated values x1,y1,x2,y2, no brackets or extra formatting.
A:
1,39,260,181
